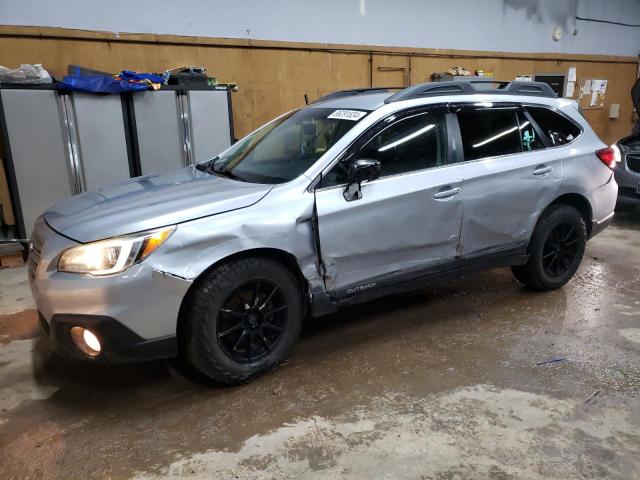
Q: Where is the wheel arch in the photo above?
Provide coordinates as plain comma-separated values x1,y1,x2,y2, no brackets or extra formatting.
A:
535,193,593,243
176,248,310,341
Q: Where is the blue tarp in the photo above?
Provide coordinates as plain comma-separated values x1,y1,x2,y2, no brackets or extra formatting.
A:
119,70,164,84
58,70,164,93
58,75,152,93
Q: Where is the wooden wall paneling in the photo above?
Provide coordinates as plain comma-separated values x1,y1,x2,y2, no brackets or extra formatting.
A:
0,110,15,225
0,157,16,225
409,56,637,144
0,27,637,144
371,54,410,88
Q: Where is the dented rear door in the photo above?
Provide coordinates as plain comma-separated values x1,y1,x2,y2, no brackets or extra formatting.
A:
454,104,562,257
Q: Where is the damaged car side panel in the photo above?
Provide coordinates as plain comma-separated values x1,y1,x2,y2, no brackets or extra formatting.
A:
458,149,562,257
314,166,463,295
538,103,614,233
143,180,324,314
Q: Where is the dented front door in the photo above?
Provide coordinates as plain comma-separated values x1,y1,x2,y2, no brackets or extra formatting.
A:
314,166,463,295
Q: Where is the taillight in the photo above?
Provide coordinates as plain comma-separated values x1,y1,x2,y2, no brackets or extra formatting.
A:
595,147,616,170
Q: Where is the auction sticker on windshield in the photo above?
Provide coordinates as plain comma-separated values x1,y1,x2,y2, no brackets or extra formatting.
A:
327,110,368,121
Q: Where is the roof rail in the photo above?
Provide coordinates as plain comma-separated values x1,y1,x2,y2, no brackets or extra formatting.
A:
384,79,556,103
313,87,402,104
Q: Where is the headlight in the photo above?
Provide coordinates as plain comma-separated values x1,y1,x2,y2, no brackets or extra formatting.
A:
58,226,176,276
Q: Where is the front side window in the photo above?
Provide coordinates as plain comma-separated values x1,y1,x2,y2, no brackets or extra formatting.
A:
320,110,447,186
526,106,581,146
359,111,447,177
457,108,521,161
200,107,368,184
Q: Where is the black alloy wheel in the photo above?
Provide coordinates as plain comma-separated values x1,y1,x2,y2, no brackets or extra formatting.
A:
216,279,288,363
511,204,586,291
540,223,580,278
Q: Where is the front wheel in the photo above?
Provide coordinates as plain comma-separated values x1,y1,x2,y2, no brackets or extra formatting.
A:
512,204,587,291
181,257,304,384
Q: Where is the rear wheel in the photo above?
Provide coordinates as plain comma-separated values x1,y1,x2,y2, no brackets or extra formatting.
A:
182,257,303,384
511,204,586,291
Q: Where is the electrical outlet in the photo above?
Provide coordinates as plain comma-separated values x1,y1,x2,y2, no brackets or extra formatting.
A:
609,103,620,119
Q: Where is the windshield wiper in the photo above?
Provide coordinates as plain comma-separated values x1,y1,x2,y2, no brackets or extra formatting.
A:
197,161,246,182
195,158,215,173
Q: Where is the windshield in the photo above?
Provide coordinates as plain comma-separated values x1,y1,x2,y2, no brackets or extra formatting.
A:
199,107,369,184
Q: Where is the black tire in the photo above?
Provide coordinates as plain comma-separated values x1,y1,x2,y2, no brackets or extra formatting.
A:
181,257,304,385
511,204,587,291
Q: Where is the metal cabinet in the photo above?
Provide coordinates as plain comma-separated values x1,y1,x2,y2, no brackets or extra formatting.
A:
0,88,73,238
69,93,132,191
0,84,234,239
188,89,233,163
132,87,233,175
132,90,184,175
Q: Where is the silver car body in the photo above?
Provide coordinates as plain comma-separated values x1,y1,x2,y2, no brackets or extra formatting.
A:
29,89,618,356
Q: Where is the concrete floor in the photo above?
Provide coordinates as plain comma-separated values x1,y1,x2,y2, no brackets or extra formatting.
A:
1,205,639,480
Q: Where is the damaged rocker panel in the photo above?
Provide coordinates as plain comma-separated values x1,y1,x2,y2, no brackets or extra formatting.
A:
310,246,529,315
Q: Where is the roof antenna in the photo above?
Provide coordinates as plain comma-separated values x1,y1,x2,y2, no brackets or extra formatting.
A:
304,93,309,105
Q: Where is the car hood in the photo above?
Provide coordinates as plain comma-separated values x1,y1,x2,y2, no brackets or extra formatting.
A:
44,166,274,243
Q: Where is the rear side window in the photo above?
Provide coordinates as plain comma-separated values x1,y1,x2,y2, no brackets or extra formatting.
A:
517,111,544,151
457,109,521,160
526,106,581,146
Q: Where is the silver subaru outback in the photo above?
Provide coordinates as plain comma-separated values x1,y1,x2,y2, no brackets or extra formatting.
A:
29,80,618,384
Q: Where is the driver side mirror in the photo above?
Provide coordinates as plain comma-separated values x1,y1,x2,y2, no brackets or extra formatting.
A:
349,158,381,183
344,158,381,201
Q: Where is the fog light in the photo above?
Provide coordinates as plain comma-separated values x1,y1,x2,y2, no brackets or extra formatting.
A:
70,327,102,357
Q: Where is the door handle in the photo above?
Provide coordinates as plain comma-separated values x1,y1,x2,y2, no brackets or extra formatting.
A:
433,187,461,200
532,165,553,176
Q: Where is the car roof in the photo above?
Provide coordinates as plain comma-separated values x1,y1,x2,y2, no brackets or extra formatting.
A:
308,80,559,112
309,92,394,111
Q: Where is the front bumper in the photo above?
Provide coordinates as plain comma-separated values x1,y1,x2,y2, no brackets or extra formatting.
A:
39,312,178,363
29,217,191,362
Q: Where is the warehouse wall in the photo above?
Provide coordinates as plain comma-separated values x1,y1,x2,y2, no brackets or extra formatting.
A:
2,0,640,57
0,25,637,145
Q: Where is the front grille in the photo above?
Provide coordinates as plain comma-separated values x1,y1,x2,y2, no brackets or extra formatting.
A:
627,154,640,174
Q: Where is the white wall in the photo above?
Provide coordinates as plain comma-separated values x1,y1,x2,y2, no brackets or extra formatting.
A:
2,0,640,56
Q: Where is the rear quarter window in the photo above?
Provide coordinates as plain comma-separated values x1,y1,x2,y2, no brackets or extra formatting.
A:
526,106,581,146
